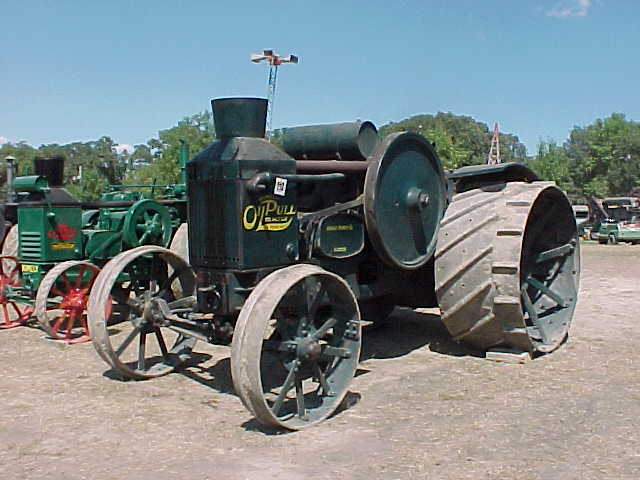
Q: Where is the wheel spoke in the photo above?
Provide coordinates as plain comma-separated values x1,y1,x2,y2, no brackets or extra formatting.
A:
115,324,142,357
143,211,151,222
308,284,326,321
137,331,147,371
271,359,299,416
524,276,567,308
1,303,9,325
65,311,76,340
74,265,87,288
139,231,151,244
321,345,352,359
155,328,169,360
60,272,72,291
534,243,574,264
521,286,550,344
311,317,336,340
10,301,25,317
312,362,332,396
51,287,66,297
79,314,89,336
295,372,306,419
51,315,66,335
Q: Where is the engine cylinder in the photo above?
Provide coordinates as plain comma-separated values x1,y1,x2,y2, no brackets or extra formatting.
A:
282,121,378,161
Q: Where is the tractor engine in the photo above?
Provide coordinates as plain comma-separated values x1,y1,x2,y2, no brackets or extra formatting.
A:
187,99,298,319
13,156,83,290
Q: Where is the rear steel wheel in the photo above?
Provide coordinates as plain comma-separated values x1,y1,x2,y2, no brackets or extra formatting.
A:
0,255,33,329
231,264,361,430
435,182,580,354
87,245,196,379
35,261,99,343
1,225,18,274
168,223,189,298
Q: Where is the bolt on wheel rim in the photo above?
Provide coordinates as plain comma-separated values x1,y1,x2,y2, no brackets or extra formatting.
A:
232,265,361,430
36,261,100,343
88,246,196,379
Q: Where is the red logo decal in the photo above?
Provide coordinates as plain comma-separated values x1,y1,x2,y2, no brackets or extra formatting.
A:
47,224,77,241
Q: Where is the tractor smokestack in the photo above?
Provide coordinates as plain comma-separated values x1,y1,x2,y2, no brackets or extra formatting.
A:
211,98,268,139
33,156,65,187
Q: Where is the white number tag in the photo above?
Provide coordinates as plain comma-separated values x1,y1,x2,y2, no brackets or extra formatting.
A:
274,177,287,197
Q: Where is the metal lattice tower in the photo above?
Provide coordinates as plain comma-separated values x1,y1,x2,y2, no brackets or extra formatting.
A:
250,49,298,140
488,122,501,165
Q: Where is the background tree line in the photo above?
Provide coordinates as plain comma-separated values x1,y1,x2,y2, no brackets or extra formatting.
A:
1,110,638,204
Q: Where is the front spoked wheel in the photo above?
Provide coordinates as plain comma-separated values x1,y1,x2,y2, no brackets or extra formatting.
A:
87,246,197,379
35,261,100,343
231,264,361,430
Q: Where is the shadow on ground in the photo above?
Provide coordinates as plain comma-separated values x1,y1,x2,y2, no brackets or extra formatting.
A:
361,307,480,360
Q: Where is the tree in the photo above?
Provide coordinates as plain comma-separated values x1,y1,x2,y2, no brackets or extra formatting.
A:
565,113,640,199
379,113,527,169
528,141,575,196
124,111,215,186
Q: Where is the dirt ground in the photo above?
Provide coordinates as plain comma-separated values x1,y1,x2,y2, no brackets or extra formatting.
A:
1,242,639,480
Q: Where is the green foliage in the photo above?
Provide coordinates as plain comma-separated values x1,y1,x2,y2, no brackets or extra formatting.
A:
565,113,640,200
124,111,214,187
125,156,179,187
66,168,108,202
4,106,640,206
527,141,573,193
379,113,526,169
0,142,38,179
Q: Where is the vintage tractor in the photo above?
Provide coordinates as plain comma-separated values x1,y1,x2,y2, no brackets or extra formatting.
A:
87,98,580,429
0,151,188,342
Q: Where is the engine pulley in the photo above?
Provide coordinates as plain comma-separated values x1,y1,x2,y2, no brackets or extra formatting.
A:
364,132,446,270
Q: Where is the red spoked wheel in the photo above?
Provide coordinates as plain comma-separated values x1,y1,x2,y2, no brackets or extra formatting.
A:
35,261,100,344
0,255,33,329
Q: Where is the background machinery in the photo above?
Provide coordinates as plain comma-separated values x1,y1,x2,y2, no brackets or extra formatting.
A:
87,97,580,429
0,147,189,342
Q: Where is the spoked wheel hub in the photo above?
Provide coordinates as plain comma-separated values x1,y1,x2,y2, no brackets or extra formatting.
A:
296,337,323,362
87,246,197,379
35,261,100,344
232,264,361,430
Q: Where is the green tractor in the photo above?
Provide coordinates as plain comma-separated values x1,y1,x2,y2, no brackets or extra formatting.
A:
0,149,188,343
87,98,580,429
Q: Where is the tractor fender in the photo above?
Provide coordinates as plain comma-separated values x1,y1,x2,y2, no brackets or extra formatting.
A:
447,162,539,194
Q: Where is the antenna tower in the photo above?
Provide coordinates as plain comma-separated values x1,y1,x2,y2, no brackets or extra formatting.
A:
488,122,501,165
250,49,298,139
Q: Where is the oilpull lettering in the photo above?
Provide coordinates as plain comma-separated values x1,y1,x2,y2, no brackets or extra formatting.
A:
242,197,296,231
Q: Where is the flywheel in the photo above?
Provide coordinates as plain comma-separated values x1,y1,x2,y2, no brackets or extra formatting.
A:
364,132,447,270
435,181,580,354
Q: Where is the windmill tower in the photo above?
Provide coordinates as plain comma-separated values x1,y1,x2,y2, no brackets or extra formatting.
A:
488,122,501,165
250,49,299,140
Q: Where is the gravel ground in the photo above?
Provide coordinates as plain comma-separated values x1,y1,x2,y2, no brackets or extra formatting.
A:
1,242,638,480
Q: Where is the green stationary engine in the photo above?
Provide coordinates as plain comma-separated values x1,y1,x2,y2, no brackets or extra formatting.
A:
0,154,180,341
87,96,581,431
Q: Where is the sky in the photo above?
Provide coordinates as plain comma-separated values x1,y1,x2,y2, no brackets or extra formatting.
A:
1,0,639,155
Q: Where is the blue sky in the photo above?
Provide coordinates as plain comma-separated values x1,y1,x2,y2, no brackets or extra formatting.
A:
1,0,638,155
